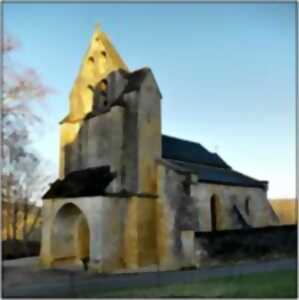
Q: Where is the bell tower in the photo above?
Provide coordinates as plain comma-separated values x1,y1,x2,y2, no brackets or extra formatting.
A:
58,24,162,196
42,25,163,271
59,25,128,179
67,24,128,122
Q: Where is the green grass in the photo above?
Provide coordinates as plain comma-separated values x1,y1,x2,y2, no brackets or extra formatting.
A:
84,270,297,298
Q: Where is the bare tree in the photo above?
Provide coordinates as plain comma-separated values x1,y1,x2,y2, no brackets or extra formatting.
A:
2,33,54,250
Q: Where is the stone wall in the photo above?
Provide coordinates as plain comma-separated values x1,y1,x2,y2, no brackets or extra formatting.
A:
156,164,198,270
41,165,283,274
136,70,161,194
40,196,128,272
59,68,161,196
123,196,158,271
155,162,279,271
191,182,279,231
67,26,128,122
194,225,297,266
64,106,125,193
40,195,159,273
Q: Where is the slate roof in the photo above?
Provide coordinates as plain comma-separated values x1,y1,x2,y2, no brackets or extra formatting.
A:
162,135,267,190
43,166,115,199
167,160,267,189
162,135,231,169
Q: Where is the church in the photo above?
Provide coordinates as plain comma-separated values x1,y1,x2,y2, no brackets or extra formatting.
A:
40,25,278,273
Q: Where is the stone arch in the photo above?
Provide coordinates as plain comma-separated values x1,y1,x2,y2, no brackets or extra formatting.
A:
50,202,90,266
210,194,221,231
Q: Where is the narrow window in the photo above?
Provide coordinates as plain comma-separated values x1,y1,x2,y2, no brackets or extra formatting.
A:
245,197,250,215
210,194,220,231
99,79,108,93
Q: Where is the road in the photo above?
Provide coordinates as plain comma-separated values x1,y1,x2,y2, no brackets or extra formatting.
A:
2,257,297,298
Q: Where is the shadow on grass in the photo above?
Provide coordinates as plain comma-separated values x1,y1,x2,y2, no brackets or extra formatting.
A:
82,269,297,298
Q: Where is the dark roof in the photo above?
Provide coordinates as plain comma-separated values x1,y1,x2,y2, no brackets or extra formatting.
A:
162,135,231,169
43,166,115,199
167,159,267,189
161,135,266,189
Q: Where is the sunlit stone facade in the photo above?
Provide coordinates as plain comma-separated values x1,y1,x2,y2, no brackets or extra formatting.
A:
40,25,278,273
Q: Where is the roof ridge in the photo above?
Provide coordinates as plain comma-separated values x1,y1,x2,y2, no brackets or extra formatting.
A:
162,135,230,168
162,134,211,151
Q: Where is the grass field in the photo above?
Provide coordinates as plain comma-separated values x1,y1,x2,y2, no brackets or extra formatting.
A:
85,270,297,298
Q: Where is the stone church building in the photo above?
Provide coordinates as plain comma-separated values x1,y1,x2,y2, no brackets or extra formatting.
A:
40,25,278,273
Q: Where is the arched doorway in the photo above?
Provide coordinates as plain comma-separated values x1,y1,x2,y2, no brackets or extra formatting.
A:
51,203,90,268
210,194,221,231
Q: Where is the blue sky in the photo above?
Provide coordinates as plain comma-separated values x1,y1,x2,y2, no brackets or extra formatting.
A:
4,2,296,199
